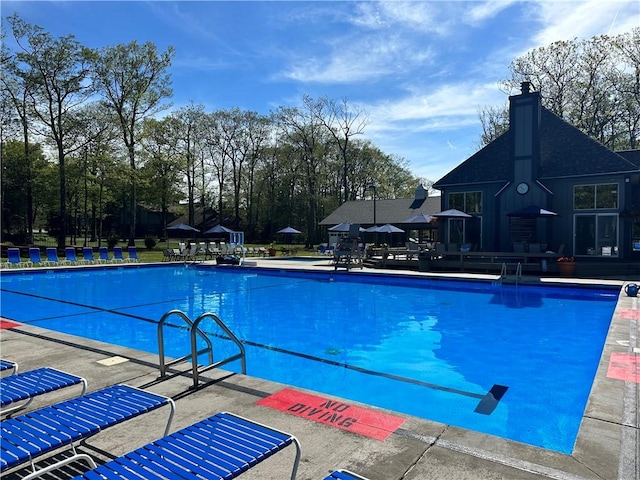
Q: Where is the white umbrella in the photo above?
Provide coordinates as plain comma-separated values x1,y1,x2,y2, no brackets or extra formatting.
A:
432,209,472,218
277,226,301,234
373,223,405,233
329,222,365,232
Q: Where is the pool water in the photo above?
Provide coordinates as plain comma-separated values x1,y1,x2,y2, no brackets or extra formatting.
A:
0,265,617,453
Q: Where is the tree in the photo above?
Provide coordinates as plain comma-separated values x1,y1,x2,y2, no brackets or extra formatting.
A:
139,117,183,238
6,14,96,248
306,95,369,202
500,29,639,150
477,104,509,147
274,102,330,244
93,40,174,245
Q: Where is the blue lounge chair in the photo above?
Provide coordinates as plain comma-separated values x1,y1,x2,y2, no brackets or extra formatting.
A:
0,359,18,376
113,246,125,262
45,247,62,266
28,248,45,266
82,247,97,264
0,366,87,415
128,245,140,262
7,248,29,268
99,246,112,263
0,384,175,480
65,247,79,263
68,411,300,480
324,469,370,480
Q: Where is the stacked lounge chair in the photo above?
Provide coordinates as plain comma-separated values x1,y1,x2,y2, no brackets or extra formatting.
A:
0,366,87,415
67,411,301,480
0,359,18,376
0,384,174,480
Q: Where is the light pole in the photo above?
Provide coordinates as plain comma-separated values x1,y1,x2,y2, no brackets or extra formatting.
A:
368,184,377,226
368,184,378,245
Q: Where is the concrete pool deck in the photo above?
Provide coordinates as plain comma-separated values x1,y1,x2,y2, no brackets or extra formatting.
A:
0,259,638,480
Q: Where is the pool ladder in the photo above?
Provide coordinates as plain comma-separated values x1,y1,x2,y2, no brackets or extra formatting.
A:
499,262,523,285
157,309,246,388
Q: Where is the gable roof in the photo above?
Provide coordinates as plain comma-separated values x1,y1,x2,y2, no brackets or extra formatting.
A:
434,106,639,188
319,196,442,226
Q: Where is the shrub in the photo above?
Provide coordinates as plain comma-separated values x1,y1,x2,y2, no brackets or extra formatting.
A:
144,235,157,250
107,231,119,249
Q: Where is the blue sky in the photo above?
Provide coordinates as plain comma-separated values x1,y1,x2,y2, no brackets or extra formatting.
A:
3,1,639,182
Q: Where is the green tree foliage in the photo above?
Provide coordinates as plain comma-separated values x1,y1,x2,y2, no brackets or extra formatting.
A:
1,140,54,242
0,16,424,246
93,40,175,245
6,13,96,248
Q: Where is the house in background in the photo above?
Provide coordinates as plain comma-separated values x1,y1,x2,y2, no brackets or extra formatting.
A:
319,185,441,246
433,82,640,261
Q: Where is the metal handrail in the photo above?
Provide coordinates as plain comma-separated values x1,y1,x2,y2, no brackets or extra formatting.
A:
516,262,523,283
500,262,507,279
190,312,246,388
157,309,213,378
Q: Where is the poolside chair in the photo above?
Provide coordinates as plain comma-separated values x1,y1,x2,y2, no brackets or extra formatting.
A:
0,359,18,376
82,247,97,264
1,366,87,415
99,246,112,263
183,243,198,261
65,246,79,263
6,248,30,268
324,469,370,480
112,246,125,262
333,237,363,271
45,247,63,266
67,411,301,480
28,247,45,267
0,384,175,480
127,246,140,262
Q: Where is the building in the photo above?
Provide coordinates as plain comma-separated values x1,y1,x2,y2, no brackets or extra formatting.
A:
319,186,442,246
433,82,640,261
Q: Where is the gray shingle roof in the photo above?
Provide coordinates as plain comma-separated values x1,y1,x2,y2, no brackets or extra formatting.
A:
434,107,639,188
319,196,442,226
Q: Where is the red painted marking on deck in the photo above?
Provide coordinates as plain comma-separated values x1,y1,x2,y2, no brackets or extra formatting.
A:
257,388,404,440
606,353,639,383
0,319,20,329
618,309,640,320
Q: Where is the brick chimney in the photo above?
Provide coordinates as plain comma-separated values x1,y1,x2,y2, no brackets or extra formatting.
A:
509,81,542,183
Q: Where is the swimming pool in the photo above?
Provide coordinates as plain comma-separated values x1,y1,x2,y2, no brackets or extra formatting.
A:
0,265,618,453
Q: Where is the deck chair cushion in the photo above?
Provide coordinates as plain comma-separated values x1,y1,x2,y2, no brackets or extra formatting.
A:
0,367,87,414
68,412,301,480
0,384,174,477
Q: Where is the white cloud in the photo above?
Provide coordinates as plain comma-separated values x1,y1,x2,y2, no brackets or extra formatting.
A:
533,0,639,44
282,32,435,83
465,0,519,25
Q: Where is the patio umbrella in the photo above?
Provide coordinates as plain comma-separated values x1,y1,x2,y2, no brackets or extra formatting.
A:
277,226,302,235
204,224,235,234
329,222,366,232
401,213,436,243
432,209,472,245
167,223,200,232
401,213,435,224
166,223,199,242
372,223,405,233
507,205,558,217
432,209,473,218
366,224,404,246
277,226,301,247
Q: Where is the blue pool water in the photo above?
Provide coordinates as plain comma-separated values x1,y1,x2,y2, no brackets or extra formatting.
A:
0,265,618,453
